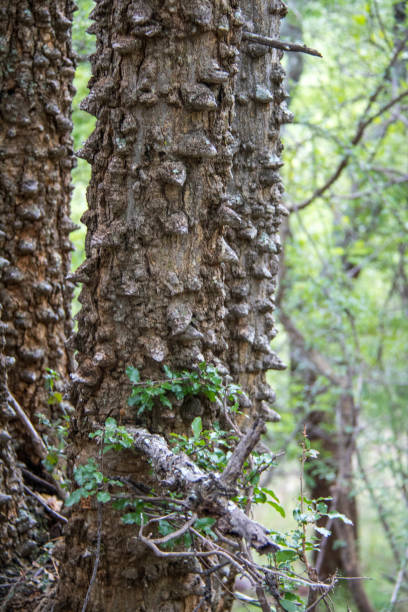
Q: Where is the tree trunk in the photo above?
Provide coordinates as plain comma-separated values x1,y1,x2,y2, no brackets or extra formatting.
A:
225,0,288,417
0,0,75,567
0,309,28,568
57,0,287,610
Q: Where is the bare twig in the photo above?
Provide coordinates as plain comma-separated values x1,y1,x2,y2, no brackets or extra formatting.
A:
220,418,265,488
242,31,322,58
387,546,408,612
356,447,401,566
23,485,67,524
81,502,102,612
22,467,60,496
8,392,47,458
150,514,197,545
279,311,346,387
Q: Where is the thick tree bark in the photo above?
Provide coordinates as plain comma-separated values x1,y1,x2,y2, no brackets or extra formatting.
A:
0,0,76,461
57,0,287,610
0,0,76,568
225,0,288,418
0,310,28,568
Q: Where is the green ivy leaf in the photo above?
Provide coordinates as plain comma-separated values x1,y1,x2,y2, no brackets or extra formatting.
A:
327,512,353,525
280,598,301,611
191,417,202,439
121,512,143,525
97,491,111,503
315,526,331,537
275,549,298,563
126,366,140,384
268,501,286,518
65,488,85,507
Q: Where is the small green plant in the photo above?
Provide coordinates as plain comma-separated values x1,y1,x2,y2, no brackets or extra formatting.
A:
45,368,64,405
171,417,237,472
37,368,70,478
65,363,346,609
126,361,240,416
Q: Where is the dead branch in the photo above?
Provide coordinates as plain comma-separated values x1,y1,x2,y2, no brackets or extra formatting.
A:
242,31,322,58
8,392,47,459
149,514,197,545
388,547,408,612
129,425,279,553
220,418,265,488
23,485,67,524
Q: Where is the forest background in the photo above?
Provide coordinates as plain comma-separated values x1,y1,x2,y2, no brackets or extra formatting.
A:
1,0,406,610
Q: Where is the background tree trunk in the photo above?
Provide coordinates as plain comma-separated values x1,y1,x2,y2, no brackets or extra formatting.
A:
0,0,76,569
57,0,287,610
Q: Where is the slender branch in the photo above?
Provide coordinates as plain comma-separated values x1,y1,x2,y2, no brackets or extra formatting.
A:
388,547,408,612
8,392,47,458
81,502,102,612
290,90,408,213
220,418,265,488
242,31,322,58
23,485,67,524
150,514,197,545
356,447,401,566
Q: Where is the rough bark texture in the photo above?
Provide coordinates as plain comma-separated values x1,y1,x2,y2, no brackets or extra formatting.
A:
58,0,287,610
224,0,288,418
0,0,76,572
0,310,29,568
0,0,76,466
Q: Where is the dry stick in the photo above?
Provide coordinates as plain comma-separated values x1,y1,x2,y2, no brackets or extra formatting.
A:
305,587,333,612
81,502,102,612
189,527,261,586
220,418,265,488
8,392,47,458
244,541,273,612
22,467,59,496
242,31,322,58
388,547,408,612
150,514,197,545
23,485,67,524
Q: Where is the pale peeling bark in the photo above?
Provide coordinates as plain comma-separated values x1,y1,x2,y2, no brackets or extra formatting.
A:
0,0,76,469
58,0,287,610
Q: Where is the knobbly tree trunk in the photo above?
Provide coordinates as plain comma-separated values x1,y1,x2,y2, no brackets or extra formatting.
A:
57,0,287,610
0,308,28,568
0,0,75,567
